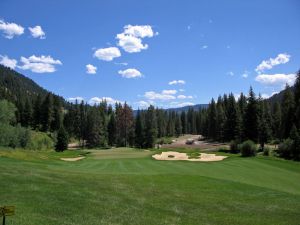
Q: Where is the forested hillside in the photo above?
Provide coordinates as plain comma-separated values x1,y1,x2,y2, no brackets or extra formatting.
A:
0,65,299,160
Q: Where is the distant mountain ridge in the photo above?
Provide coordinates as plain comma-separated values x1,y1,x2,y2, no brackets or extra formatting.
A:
165,104,208,112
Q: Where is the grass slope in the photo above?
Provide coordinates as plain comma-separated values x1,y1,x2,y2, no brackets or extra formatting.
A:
0,148,300,225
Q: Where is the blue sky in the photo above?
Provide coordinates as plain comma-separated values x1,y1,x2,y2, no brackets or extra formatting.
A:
1,0,300,109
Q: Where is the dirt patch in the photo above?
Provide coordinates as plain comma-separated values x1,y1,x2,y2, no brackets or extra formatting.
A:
152,151,227,162
162,135,227,150
60,156,85,162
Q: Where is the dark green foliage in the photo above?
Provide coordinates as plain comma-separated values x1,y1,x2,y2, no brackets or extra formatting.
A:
229,140,240,153
207,98,217,139
272,102,281,139
27,131,54,150
263,147,271,156
115,103,134,147
294,70,300,128
175,113,182,137
108,112,117,146
143,105,157,148
86,107,105,148
55,126,69,152
278,139,294,159
258,101,272,150
281,85,295,138
41,94,53,132
224,93,240,141
181,111,187,134
0,99,16,124
289,125,300,161
134,110,144,148
240,140,257,157
243,87,259,142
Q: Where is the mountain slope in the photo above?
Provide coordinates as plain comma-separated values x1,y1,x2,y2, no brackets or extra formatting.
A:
0,65,65,105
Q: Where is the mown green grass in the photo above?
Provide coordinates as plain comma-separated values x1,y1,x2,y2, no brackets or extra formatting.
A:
0,148,300,225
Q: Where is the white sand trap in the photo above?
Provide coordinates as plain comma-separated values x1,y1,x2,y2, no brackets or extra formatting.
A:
60,156,85,162
152,151,227,162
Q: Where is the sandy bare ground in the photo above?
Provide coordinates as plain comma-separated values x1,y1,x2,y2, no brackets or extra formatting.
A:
60,156,85,161
152,151,227,162
162,135,227,150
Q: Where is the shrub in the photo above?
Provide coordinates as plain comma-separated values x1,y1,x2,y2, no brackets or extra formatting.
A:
0,124,30,148
156,137,172,145
240,140,257,157
186,139,194,145
218,147,230,153
230,140,240,153
263,146,271,156
27,131,54,150
277,139,293,159
55,126,69,152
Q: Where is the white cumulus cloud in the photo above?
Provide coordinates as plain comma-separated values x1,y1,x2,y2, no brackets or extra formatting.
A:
0,19,24,39
168,80,186,85
227,71,234,76
144,91,176,101
242,70,249,78
28,25,45,39
162,89,177,95
122,25,156,38
94,47,121,61
68,97,84,102
136,100,151,108
255,73,296,86
0,55,17,69
177,95,193,99
89,97,123,105
118,68,142,78
116,25,157,53
19,55,62,73
170,102,195,107
256,53,290,73
86,64,97,74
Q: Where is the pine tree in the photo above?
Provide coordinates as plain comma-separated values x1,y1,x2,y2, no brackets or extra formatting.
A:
41,94,53,132
224,93,240,141
243,87,259,142
258,101,272,150
216,98,226,141
86,107,103,148
23,98,33,127
108,112,116,146
33,94,42,130
51,96,62,132
281,85,295,138
167,112,175,136
55,125,69,152
134,110,144,148
156,109,166,138
272,102,281,139
144,105,157,148
181,111,187,134
115,103,134,147
208,98,217,139
289,124,300,161
175,113,182,137
294,70,300,129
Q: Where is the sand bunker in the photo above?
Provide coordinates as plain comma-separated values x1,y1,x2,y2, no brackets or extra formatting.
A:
60,156,85,162
152,151,227,162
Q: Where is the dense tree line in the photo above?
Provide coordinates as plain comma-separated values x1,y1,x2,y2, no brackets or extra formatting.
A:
1,64,299,160
201,71,300,160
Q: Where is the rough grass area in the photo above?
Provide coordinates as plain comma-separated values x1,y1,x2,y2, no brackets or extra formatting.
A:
0,147,300,225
